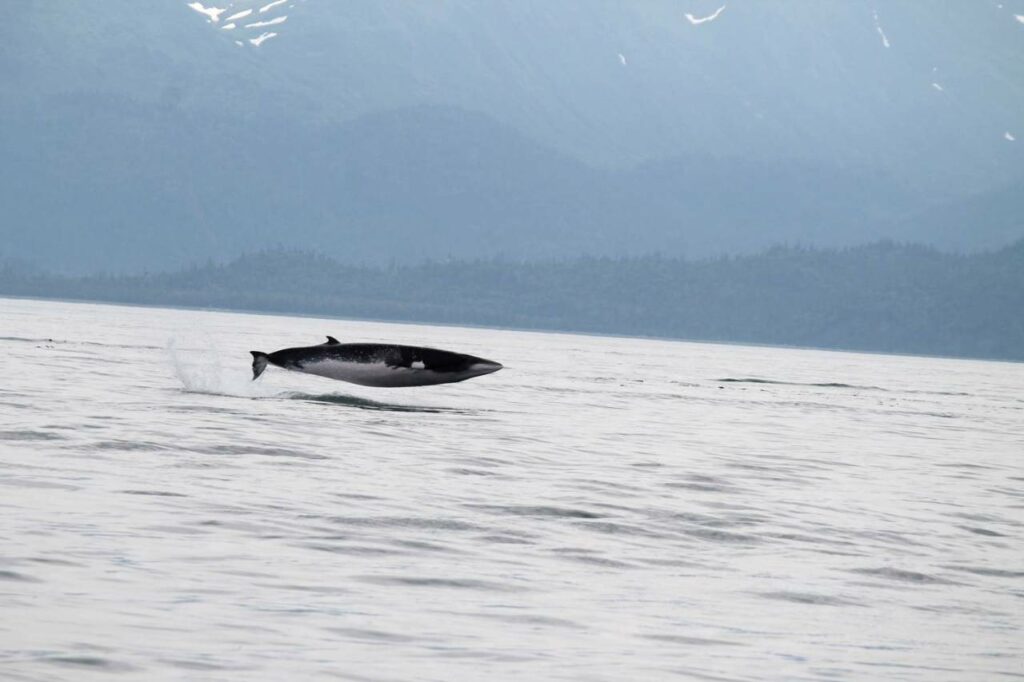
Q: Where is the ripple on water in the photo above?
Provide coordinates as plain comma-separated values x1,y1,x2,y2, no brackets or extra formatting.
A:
958,526,1006,537
353,575,523,592
286,392,470,414
317,516,486,532
324,627,424,644
683,528,762,545
466,504,604,519
848,567,960,585
756,591,862,607
302,543,407,557
945,566,1024,579
641,634,744,647
717,377,886,391
461,611,585,629
44,656,137,673
577,520,675,540
551,548,637,569
203,444,327,459
119,489,188,498
0,430,65,442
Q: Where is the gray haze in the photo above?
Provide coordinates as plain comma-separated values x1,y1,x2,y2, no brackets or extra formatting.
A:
2,1,1023,272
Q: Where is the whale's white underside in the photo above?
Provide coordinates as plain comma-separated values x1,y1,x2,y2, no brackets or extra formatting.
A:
297,358,493,388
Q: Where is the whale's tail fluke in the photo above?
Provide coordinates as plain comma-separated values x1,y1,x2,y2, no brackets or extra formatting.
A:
250,351,270,380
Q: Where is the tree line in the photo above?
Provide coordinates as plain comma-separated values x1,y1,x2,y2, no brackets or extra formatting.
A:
2,241,1022,361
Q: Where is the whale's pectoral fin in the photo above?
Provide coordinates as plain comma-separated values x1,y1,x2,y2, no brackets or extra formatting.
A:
251,351,270,380
325,336,340,345
383,346,412,369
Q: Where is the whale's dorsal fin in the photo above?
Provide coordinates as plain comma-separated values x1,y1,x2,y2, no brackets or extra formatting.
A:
325,336,340,345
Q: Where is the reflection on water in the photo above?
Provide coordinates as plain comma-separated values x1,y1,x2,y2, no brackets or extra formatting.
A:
285,393,472,414
1,297,1022,681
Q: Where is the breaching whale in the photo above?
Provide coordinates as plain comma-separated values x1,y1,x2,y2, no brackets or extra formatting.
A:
250,337,503,387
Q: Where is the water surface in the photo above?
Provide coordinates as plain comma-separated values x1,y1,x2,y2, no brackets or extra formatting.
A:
1,298,1022,681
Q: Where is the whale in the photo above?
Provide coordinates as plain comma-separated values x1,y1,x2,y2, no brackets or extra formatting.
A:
250,337,503,387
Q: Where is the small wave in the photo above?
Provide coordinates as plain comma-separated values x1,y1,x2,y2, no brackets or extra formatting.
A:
0,429,65,442
466,504,604,519
324,627,423,644
757,591,859,606
717,378,885,391
303,543,406,556
641,634,743,646
354,575,522,592
203,444,327,460
477,534,535,545
317,516,486,532
684,528,761,544
946,566,1024,578
554,552,636,569
849,567,959,585
120,489,188,497
44,656,137,672
0,335,59,344
718,377,972,398
465,612,585,629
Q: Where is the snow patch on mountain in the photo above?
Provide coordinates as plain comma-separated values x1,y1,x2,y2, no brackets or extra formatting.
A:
685,6,726,26
250,31,278,46
261,0,288,13
186,0,298,46
873,10,891,48
187,2,226,22
246,15,287,28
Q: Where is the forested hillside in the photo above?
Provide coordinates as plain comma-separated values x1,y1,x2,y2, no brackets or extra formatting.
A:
3,241,1021,361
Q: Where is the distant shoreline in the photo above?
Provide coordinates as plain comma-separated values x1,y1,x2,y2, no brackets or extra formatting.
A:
5,292,1021,368
3,241,1022,364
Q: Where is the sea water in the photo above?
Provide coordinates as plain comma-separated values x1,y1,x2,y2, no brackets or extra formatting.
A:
0,297,1021,681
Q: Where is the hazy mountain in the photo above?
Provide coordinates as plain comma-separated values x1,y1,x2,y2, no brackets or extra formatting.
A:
2,1,1022,272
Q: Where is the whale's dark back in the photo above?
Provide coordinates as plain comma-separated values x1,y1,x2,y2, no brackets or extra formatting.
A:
270,343,479,372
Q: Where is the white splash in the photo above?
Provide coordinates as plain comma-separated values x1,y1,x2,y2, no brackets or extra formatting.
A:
167,338,279,399
246,15,287,28
1006,132,1017,142
221,22,236,30
618,53,628,66
260,0,288,12
931,83,944,92
873,10,891,48
250,31,278,46
187,2,226,22
1016,14,1024,24
685,5,726,25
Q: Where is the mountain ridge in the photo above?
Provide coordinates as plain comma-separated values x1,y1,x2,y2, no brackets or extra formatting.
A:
2,1,1022,272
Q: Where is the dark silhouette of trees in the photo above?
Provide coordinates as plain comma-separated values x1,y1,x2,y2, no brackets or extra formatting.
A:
2,241,1022,361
